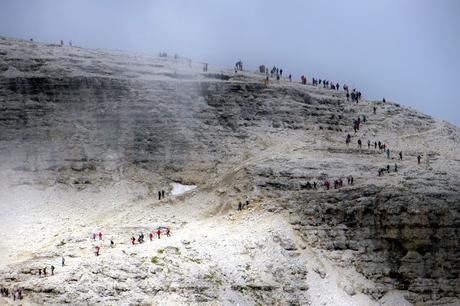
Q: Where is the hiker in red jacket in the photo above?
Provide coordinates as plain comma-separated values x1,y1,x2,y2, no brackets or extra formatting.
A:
157,229,161,239
95,245,100,256
98,232,102,240
149,232,153,241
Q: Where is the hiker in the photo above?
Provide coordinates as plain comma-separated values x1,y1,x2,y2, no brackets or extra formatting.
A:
69,40,72,46
386,148,390,159
245,196,250,207
383,98,386,103
313,182,317,189
161,190,165,199
346,92,350,101
51,265,55,276
203,63,208,72
367,140,371,149
13,288,22,300
363,115,366,123
306,182,312,189
95,245,100,256
238,202,242,211
383,143,386,151
158,191,161,200
43,267,47,276
98,232,103,240
387,164,390,173
358,139,362,148
15,288,22,300
131,236,136,245
280,69,283,76
288,74,292,82
394,164,398,172
346,134,351,145
374,141,377,149
149,232,153,241
92,233,96,240
61,256,65,267
373,106,377,114
324,181,330,190
417,155,421,164
157,229,161,239
166,228,171,237
399,151,403,160
110,239,114,247
138,233,144,243
60,40,64,46
350,176,354,184
38,269,42,276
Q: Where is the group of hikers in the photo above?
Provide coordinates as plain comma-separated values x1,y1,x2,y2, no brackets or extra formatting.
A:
347,90,362,103
299,76,362,101
323,175,354,190
237,196,251,211
131,227,171,245
158,189,166,200
88,227,172,256
36,264,59,277
256,63,359,94
312,78,341,90
259,65,292,85
1,287,22,301
378,164,398,176
343,103,427,178
60,40,72,47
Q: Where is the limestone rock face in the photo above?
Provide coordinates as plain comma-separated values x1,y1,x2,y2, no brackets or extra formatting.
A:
0,36,459,305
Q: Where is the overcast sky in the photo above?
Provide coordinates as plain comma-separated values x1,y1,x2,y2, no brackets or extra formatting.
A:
1,0,459,126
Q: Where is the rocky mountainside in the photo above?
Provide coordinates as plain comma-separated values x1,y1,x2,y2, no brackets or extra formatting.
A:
0,36,459,305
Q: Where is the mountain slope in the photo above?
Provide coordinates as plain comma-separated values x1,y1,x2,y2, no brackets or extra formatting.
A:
0,36,459,305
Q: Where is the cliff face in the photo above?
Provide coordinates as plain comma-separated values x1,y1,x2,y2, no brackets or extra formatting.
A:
0,36,459,305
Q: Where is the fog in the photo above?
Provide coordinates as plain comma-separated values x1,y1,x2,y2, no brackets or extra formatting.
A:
1,0,459,126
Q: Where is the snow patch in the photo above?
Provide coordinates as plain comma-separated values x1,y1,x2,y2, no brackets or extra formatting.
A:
170,183,196,196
